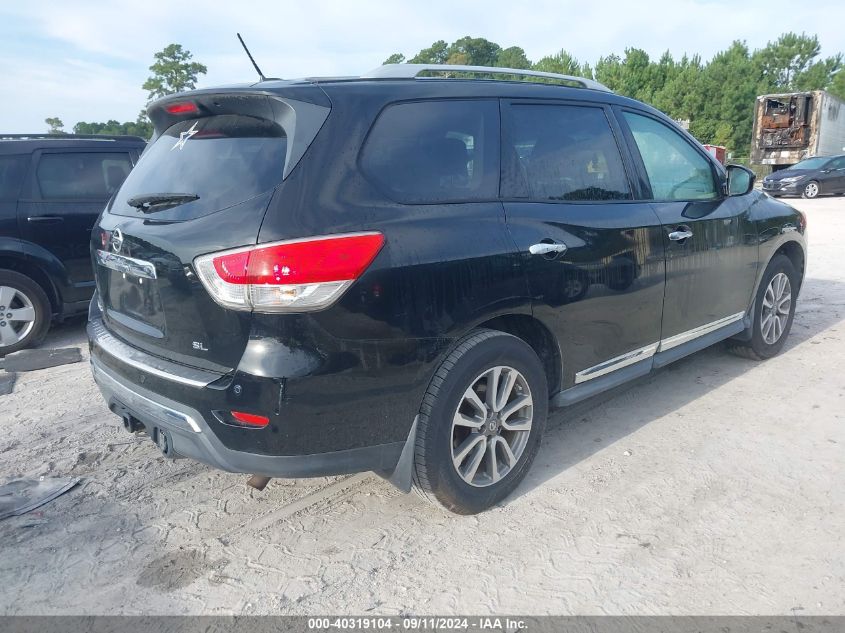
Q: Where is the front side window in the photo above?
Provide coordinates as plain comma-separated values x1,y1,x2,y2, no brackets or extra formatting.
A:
37,152,132,200
827,157,845,170
361,100,499,203
623,112,718,200
505,104,631,201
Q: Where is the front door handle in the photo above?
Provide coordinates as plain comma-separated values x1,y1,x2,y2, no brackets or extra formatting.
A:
529,242,567,256
668,230,693,241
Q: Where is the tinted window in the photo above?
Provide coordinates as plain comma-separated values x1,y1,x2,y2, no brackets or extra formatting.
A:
361,100,499,203
37,152,132,200
623,112,718,200
791,157,829,170
505,104,630,201
111,115,287,220
0,155,26,200
828,157,845,169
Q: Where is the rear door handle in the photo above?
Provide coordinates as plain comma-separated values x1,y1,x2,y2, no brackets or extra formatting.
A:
27,216,64,224
529,242,567,256
668,230,693,241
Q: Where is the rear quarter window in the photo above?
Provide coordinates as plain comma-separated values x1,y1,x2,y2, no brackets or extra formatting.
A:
36,152,132,200
0,155,26,200
360,100,499,203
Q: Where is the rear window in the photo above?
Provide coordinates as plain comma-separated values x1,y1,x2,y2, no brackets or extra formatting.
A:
111,115,287,220
37,152,132,200
360,100,499,203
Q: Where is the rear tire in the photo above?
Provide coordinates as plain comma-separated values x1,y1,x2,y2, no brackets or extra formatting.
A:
412,329,548,514
0,270,51,356
728,254,798,361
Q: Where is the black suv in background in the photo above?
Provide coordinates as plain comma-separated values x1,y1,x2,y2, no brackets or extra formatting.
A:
88,65,806,514
0,134,146,354
762,154,845,198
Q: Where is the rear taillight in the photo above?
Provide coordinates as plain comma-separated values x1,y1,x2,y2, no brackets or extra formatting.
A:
193,232,385,313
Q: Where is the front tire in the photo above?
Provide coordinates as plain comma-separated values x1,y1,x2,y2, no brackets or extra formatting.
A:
728,254,798,361
802,180,820,199
412,330,548,514
0,270,51,356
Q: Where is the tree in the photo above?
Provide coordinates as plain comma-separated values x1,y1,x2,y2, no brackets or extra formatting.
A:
142,43,207,100
409,40,450,64
446,36,501,67
754,32,839,91
383,53,405,65
533,50,589,77
45,117,65,134
830,69,845,100
73,118,154,139
496,46,531,70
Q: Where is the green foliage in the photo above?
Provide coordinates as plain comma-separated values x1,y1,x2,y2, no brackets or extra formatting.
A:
533,50,590,77
497,46,531,70
383,53,405,65
754,32,840,91
830,70,845,100
409,40,449,64
72,117,154,139
142,43,208,100
44,117,65,134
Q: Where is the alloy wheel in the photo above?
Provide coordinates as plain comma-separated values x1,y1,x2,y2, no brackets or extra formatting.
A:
451,365,533,487
0,285,37,348
804,182,819,198
761,272,791,345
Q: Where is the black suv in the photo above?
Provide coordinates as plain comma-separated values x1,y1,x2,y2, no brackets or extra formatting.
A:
762,154,845,198
88,65,807,514
0,134,146,354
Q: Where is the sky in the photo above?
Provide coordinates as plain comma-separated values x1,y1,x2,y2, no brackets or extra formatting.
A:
1,0,844,134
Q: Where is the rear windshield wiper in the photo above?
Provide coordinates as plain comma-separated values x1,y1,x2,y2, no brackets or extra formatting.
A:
126,193,200,213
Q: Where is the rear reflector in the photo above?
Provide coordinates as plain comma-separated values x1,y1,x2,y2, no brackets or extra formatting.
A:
194,232,385,313
165,102,198,115
230,411,269,427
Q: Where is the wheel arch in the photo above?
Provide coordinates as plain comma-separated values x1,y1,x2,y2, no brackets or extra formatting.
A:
474,313,562,396
774,239,805,293
0,254,60,314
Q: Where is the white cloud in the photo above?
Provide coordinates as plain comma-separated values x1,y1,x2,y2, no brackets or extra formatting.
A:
1,0,844,132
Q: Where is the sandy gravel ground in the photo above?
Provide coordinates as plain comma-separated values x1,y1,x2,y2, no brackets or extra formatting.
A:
0,197,842,615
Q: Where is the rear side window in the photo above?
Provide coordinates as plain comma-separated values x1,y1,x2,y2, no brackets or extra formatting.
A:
361,100,499,203
504,104,631,201
37,152,132,200
0,155,26,200
111,115,287,220
623,112,718,200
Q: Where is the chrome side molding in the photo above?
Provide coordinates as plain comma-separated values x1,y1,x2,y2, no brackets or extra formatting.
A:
575,312,746,383
574,343,658,384
657,312,745,352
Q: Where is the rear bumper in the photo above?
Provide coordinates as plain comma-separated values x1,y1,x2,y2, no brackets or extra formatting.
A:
91,354,405,477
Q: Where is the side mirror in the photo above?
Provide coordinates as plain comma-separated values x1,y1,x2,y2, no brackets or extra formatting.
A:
726,164,755,196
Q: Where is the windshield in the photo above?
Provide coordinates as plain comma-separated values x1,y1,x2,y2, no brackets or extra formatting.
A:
790,157,830,171
111,114,287,220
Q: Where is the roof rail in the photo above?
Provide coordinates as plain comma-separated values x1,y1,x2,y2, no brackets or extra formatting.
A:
362,64,612,92
0,133,146,142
